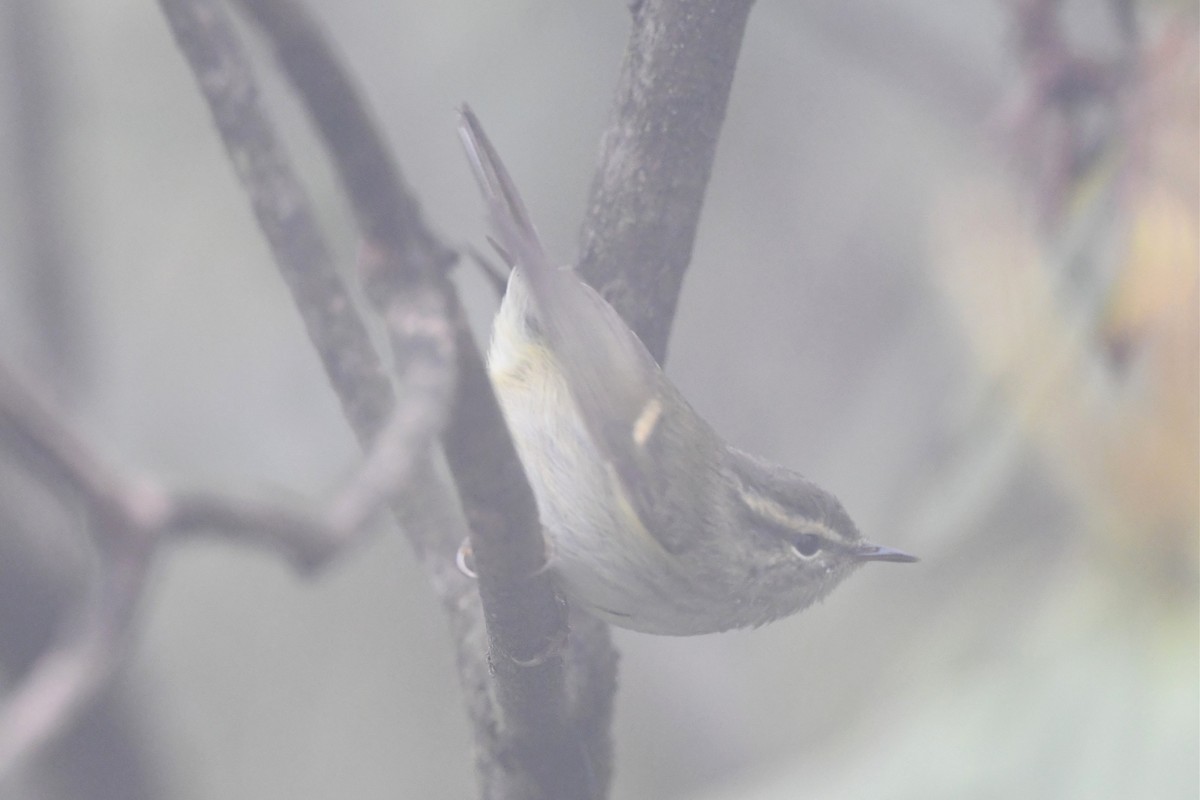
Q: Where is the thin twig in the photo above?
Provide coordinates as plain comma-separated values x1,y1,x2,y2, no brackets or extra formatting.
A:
0,367,160,778
230,0,453,279
157,0,396,446
156,0,462,554
0,530,154,778
0,362,128,516
326,284,457,538
0,330,453,778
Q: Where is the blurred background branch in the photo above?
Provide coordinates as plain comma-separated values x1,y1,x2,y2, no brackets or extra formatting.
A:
932,0,1198,587
0,267,454,777
1,2,154,797
5,0,87,400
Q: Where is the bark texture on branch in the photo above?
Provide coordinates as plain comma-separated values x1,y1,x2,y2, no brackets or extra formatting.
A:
579,0,756,364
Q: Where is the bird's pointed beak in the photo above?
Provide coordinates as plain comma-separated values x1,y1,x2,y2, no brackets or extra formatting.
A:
853,542,919,563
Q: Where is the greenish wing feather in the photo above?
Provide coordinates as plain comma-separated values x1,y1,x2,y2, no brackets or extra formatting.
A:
459,106,721,555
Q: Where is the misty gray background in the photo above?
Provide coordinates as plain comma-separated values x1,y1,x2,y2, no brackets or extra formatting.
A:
1,1,1196,799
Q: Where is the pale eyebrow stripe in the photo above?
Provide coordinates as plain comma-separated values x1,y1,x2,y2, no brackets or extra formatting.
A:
735,486,837,540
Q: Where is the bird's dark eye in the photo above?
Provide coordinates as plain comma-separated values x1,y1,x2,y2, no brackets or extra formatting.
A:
790,533,822,559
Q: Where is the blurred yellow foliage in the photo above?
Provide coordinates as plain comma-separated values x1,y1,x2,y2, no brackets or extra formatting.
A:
930,16,1198,596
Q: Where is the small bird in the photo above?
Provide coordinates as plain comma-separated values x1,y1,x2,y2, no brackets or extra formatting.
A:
459,106,916,635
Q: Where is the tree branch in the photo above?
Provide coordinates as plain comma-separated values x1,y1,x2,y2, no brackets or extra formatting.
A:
230,0,453,277
7,0,87,396
0,327,449,779
155,0,396,444
0,366,159,778
578,0,756,363
0,526,153,779
167,0,601,796
3,0,761,793
560,2,760,783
